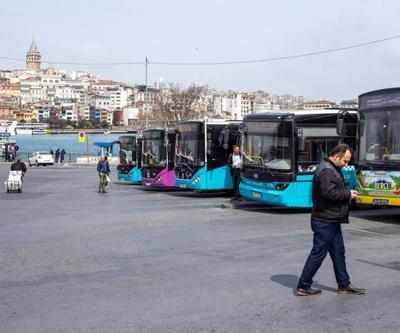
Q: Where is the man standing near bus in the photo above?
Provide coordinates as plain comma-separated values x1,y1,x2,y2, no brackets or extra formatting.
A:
97,155,111,193
295,144,366,296
228,145,243,201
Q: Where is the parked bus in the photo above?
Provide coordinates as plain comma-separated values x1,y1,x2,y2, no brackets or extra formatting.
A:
141,128,176,188
355,88,400,207
239,110,357,207
116,134,142,183
174,120,240,191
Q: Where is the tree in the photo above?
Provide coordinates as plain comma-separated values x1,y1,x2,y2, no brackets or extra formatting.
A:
152,83,206,126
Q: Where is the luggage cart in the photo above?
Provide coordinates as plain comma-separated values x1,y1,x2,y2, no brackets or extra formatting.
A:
5,171,23,193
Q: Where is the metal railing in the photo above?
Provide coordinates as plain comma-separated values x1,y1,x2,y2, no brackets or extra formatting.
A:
0,152,92,164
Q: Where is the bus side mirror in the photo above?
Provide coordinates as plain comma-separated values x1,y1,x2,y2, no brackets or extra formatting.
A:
298,136,305,151
336,118,344,136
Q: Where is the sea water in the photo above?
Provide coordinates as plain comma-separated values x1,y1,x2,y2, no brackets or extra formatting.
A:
15,133,121,156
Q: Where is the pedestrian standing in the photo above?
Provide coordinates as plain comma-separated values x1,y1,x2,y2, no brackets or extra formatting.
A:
55,149,60,163
60,149,66,163
228,145,243,201
97,155,111,193
295,144,366,296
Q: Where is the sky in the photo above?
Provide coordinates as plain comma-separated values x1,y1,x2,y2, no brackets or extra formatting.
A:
2,0,400,102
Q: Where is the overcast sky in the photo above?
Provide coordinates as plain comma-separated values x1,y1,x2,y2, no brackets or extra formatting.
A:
2,0,400,102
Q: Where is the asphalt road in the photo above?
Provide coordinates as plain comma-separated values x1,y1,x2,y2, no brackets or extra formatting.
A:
1,164,400,333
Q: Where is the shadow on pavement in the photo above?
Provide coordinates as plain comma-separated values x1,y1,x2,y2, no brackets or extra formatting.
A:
350,207,400,225
222,201,311,215
357,259,400,271
164,191,231,199
271,274,338,292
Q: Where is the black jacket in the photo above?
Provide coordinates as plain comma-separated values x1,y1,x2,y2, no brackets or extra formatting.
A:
10,160,27,173
311,158,351,223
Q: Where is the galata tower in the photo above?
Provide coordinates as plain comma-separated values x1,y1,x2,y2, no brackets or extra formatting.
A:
26,38,41,72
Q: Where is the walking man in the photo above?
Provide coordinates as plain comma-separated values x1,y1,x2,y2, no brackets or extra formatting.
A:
97,155,110,193
60,148,66,163
295,144,366,296
228,145,243,201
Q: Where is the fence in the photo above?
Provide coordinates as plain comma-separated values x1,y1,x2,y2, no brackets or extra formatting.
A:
0,152,107,164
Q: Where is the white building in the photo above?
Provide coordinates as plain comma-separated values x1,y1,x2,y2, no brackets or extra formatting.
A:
303,100,336,110
122,107,139,126
20,77,47,104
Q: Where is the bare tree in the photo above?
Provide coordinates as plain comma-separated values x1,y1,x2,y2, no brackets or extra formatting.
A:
152,83,206,127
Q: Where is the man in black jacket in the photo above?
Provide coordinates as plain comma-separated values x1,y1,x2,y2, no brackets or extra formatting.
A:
10,159,27,174
295,144,366,296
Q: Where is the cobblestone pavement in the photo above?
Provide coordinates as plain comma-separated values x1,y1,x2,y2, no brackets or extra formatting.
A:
1,165,400,332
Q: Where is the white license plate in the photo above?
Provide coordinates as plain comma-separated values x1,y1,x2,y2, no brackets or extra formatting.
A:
179,184,186,188
251,191,262,199
145,182,151,186
372,199,388,206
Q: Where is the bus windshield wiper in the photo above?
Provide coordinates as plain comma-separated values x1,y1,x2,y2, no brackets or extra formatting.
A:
176,152,195,162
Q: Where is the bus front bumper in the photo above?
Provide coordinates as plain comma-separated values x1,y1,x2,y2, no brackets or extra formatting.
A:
239,182,312,208
355,195,400,207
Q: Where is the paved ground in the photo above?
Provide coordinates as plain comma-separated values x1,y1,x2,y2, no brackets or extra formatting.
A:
1,164,400,333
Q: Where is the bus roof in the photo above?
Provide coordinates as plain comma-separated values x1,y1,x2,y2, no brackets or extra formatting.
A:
177,119,241,126
244,109,356,121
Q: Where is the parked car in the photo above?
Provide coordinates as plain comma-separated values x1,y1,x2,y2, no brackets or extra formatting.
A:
28,151,54,167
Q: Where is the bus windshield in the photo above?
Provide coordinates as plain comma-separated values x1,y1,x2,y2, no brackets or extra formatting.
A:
119,136,137,165
175,123,205,166
142,131,166,166
359,109,400,163
242,121,292,171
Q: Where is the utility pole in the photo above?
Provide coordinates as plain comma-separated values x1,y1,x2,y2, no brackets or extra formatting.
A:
195,47,199,85
145,57,148,129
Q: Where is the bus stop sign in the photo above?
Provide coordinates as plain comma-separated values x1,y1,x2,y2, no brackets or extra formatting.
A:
78,131,86,143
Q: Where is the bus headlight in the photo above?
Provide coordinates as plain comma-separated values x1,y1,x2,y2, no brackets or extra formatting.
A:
192,177,200,184
275,183,289,190
156,176,163,182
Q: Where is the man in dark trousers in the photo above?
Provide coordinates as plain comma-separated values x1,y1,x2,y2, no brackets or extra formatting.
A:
295,144,366,296
228,145,243,201
97,155,111,193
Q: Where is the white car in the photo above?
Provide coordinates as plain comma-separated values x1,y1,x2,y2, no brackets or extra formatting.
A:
29,151,54,167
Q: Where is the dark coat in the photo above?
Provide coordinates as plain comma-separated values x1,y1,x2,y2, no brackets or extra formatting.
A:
10,160,27,173
311,158,351,223
97,160,110,174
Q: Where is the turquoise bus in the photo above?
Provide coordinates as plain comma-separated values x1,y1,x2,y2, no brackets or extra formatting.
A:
116,134,143,183
174,120,239,191
239,110,357,207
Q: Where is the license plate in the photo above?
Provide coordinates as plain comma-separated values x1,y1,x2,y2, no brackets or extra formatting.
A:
251,191,262,199
179,184,186,188
145,182,151,186
372,199,388,206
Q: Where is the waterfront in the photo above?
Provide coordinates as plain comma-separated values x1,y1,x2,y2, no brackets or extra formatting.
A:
14,133,121,157
1,165,400,332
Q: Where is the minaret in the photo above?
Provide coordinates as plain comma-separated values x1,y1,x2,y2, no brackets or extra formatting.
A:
26,38,41,72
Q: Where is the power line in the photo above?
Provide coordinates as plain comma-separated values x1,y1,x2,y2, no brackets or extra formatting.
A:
152,34,400,66
1,34,400,67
